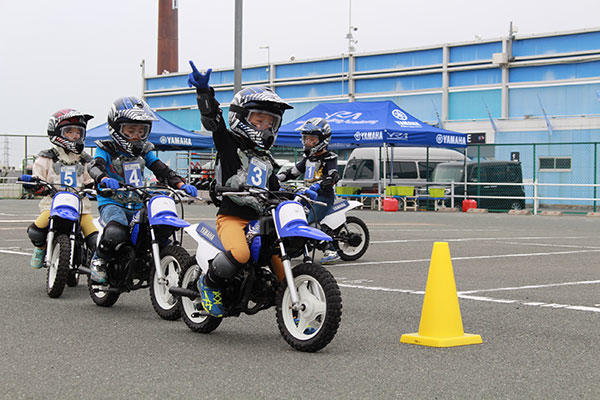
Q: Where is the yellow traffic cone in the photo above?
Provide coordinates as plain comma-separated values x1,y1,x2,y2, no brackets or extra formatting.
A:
401,242,482,347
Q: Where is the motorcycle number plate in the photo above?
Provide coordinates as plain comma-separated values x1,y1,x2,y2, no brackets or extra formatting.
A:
246,157,268,189
149,196,177,218
123,162,143,187
52,192,80,212
60,166,77,188
304,161,317,181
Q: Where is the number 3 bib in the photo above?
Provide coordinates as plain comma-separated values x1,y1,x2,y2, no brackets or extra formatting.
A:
246,157,268,189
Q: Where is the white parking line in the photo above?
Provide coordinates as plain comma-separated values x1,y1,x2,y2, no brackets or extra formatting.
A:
338,248,600,267
0,249,32,256
459,279,600,294
338,280,600,313
371,235,591,244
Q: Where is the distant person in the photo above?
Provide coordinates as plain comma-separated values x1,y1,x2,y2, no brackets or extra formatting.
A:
276,117,340,264
86,96,197,283
23,109,98,269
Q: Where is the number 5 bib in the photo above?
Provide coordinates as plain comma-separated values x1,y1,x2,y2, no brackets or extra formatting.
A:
60,166,77,187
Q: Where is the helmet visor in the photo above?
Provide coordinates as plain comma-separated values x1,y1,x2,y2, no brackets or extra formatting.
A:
302,134,320,148
120,123,150,141
247,110,282,133
59,125,85,142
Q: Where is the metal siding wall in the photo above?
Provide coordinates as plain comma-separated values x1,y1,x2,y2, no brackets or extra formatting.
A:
276,81,347,99
214,90,235,104
156,109,202,131
147,75,188,90
276,59,345,79
509,84,600,117
243,66,268,82
355,48,443,71
448,89,501,120
449,68,502,86
147,93,196,108
512,31,600,57
355,73,442,93
209,70,234,85
449,42,502,63
510,61,600,83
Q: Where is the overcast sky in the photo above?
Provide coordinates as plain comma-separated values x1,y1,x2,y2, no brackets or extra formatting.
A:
1,0,599,164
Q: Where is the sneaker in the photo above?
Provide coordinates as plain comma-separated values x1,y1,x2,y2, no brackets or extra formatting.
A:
320,250,340,265
197,275,224,317
30,248,45,269
90,258,108,284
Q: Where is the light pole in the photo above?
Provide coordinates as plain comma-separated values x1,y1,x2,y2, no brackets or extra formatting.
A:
259,45,272,88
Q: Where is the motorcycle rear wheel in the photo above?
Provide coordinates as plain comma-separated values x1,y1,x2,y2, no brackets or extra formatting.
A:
276,262,342,352
334,216,370,261
87,276,120,307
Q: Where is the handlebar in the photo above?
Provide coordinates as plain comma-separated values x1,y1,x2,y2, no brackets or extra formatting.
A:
214,184,327,206
17,178,96,198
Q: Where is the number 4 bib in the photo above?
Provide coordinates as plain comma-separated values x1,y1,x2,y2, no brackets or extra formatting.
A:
123,162,143,187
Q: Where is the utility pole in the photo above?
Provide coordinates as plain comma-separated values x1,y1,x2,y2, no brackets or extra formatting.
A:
234,0,243,94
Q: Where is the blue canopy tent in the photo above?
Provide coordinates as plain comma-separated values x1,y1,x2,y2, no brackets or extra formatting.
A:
276,101,467,149
85,113,213,150
276,101,468,191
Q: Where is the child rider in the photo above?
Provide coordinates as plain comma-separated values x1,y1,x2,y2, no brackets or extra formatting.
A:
276,117,341,264
25,109,98,269
87,96,197,283
187,60,293,317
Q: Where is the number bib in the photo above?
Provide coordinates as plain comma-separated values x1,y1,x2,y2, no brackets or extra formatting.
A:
246,157,268,189
60,166,77,187
123,162,143,187
304,160,318,181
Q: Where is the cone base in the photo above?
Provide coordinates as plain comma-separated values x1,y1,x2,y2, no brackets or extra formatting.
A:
400,332,482,347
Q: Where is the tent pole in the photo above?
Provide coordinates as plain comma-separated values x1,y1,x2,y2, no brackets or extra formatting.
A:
382,143,387,195
463,147,468,203
389,144,393,185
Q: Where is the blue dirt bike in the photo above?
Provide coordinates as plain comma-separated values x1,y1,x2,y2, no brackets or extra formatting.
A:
171,185,342,352
19,176,96,298
88,184,194,320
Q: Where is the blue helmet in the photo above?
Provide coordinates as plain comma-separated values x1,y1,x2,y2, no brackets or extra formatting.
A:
107,96,157,156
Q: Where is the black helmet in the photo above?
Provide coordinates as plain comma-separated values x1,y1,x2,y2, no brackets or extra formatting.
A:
107,96,157,156
47,109,93,154
228,86,293,150
300,117,331,157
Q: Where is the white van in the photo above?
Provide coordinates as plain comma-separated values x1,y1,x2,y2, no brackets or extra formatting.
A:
338,147,466,193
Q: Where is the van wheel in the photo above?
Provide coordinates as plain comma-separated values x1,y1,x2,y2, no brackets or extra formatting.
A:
509,201,523,210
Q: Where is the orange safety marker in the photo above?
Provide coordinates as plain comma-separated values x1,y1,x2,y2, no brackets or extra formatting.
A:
401,242,482,347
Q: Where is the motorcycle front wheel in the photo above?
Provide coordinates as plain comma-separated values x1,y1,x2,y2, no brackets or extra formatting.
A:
178,262,222,333
334,216,370,261
149,245,193,321
46,234,70,298
276,262,342,352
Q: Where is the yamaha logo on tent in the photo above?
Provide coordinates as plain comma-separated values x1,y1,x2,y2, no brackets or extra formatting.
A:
392,109,408,121
354,131,383,141
436,134,467,146
159,136,192,146
160,136,168,144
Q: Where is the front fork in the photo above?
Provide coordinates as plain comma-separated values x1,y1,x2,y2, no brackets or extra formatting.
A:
44,219,55,266
149,225,166,284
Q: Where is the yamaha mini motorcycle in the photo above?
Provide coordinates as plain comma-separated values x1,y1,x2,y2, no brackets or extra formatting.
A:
171,185,342,352
19,176,96,298
87,184,193,320
319,199,370,261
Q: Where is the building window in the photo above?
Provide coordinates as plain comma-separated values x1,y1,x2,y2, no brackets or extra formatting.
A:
539,157,571,171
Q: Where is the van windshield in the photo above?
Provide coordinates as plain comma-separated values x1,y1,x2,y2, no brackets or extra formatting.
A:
432,164,464,182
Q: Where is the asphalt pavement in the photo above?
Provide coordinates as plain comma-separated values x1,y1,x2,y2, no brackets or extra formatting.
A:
1,199,599,399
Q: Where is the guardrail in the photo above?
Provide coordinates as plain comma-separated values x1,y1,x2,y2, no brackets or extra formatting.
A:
0,176,22,199
425,181,600,214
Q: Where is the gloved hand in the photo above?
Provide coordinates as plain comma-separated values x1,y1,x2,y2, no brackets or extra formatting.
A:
100,177,120,190
181,184,198,197
276,173,286,182
309,182,321,192
187,61,212,89
20,174,37,182
302,189,318,201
